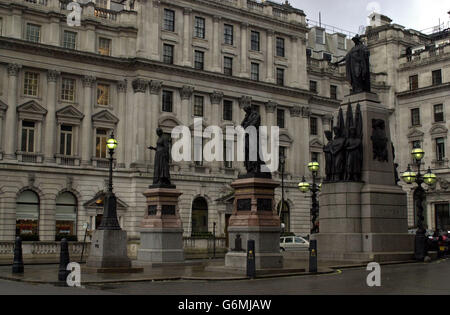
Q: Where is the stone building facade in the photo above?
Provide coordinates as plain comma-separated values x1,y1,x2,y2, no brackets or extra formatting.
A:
0,0,447,248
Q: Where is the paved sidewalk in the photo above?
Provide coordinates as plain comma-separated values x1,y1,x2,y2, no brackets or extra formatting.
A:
0,258,339,284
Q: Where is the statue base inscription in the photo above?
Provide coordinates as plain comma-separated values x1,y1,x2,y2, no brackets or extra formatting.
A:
225,177,283,271
137,187,184,264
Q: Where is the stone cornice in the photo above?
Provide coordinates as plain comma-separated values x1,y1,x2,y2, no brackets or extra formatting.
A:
0,37,317,101
308,95,341,107
398,53,450,72
396,83,450,99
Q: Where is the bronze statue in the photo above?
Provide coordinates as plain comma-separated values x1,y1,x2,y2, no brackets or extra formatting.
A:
331,126,346,181
333,35,371,94
371,119,388,162
148,128,173,188
323,130,333,182
240,105,270,178
345,127,362,181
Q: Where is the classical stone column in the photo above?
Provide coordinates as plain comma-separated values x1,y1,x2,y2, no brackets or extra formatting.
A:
210,91,223,173
4,64,20,159
289,36,300,88
265,101,277,127
297,37,308,90
182,8,192,67
179,85,194,125
44,70,59,163
211,16,221,72
116,80,127,168
301,106,311,174
239,23,249,78
289,105,303,176
132,78,149,166
266,30,275,83
81,76,96,166
150,0,161,60
148,80,162,164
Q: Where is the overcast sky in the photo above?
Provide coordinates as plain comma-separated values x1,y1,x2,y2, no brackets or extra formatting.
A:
286,0,449,34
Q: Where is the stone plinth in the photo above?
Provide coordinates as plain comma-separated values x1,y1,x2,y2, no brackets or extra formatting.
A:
86,229,134,270
225,177,283,270
316,92,414,263
137,187,184,264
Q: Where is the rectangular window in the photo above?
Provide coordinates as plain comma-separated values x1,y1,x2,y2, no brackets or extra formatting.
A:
194,17,205,39
330,85,337,100
436,138,445,161
23,72,39,96
98,37,111,56
412,140,421,149
434,104,444,122
223,100,233,121
63,31,76,49
435,204,450,231
310,80,317,93
311,152,320,162
409,75,418,90
411,108,420,126
224,56,233,76
163,9,175,32
163,44,174,64
316,29,324,44
277,109,285,129
194,50,204,70
251,31,260,51
26,23,41,43
337,36,345,50
276,37,285,57
97,84,110,106
251,63,259,81
61,78,75,102
60,125,73,156
432,70,442,86
21,121,35,153
276,68,284,86
224,24,233,45
96,129,108,159
194,95,204,117
310,117,318,135
162,90,173,112
194,137,203,166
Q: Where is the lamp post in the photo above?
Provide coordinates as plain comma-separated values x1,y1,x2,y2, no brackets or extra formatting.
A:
401,147,437,261
299,161,321,273
98,132,121,230
279,154,286,220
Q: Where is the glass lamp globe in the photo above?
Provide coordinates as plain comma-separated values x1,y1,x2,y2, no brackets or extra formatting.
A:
298,177,310,193
107,135,118,151
402,166,417,184
411,148,425,162
308,161,320,173
423,168,437,186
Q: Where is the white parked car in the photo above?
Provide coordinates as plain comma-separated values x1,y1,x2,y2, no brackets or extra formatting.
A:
280,236,309,251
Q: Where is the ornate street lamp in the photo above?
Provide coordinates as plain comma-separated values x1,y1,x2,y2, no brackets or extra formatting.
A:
401,147,437,261
298,162,321,273
98,132,121,230
299,162,320,235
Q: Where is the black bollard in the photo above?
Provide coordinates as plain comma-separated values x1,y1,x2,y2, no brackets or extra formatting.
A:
12,237,24,274
309,240,318,273
58,238,70,282
246,240,256,279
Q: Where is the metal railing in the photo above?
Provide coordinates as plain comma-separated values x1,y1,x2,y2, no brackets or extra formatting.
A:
307,18,357,38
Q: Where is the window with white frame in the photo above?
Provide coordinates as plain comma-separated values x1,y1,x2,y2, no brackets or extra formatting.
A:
95,129,108,158
434,104,444,122
26,23,41,43
24,72,39,97
63,31,77,49
436,138,445,161
251,63,259,81
337,36,346,50
315,29,324,44
61,78,76,102
98,37,111,56
163,9,175,32
60,125,73,156
224,24,233,45
21,121,35,153
194,17,205,39
97,83,110,106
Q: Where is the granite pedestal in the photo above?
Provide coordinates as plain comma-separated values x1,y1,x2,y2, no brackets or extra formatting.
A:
225,177,283,270
316,92,414,263
137,187,184,265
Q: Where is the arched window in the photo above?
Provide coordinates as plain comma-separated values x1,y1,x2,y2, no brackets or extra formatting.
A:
55,192,78,241
16,190,39,241
191,197,208,236
277,200,290,233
